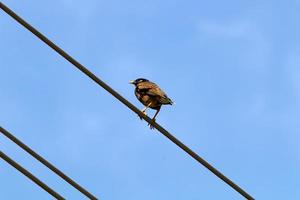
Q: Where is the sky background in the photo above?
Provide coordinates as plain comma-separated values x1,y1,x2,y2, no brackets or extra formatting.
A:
1,0,300,199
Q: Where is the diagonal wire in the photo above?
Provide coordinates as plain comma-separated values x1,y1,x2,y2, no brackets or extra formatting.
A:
0,2,254,200
0,126,98,200
0,150,65,200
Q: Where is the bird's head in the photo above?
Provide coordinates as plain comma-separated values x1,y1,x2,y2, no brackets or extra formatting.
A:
129,78,149,86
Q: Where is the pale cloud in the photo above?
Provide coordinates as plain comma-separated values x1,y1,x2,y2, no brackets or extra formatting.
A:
0,15,4,35
198,19,251,38
59,0,96,22
106,55,153,77
97,54,155,90
197,18,272,119
285,50,300,103
54,109,109,163
198,18,271,69
277,50,300,161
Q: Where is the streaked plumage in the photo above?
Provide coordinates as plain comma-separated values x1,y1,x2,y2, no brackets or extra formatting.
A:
130,78,173,129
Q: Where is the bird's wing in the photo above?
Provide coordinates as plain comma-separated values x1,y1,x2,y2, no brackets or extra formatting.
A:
138,82,173,104
137,82,163,96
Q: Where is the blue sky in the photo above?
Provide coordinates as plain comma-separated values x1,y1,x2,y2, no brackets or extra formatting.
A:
1,0,300,199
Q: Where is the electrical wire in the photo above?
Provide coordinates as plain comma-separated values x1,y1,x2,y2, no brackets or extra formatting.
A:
0,151,65,200
0,126,97,200
0,2,254,199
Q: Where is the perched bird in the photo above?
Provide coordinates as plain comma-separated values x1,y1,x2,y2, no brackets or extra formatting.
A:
130,78,173,129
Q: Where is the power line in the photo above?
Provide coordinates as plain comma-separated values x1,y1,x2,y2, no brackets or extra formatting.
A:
0,2,254,199
0,151,65,200
0,126,98,200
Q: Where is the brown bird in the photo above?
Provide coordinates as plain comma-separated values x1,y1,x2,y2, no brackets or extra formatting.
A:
130,78,173,129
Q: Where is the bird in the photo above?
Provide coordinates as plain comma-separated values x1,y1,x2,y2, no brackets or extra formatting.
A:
129,78,173,129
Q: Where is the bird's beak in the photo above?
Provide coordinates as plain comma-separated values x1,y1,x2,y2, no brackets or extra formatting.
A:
129,80,135,84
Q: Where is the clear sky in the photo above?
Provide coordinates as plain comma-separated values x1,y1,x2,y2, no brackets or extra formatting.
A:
1,0,299,199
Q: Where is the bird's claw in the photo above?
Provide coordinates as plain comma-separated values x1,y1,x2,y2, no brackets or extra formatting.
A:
148,119,156,130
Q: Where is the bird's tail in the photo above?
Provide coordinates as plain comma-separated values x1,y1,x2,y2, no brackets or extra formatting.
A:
170,100,175,105
161,95,174,105
166,97,174,105
168,98,175,105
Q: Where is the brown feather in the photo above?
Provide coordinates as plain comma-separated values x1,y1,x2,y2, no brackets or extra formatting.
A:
136,81,172,105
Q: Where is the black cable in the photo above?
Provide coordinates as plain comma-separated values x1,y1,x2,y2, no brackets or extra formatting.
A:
0,126,97,200
0,151,65,200
0,2,254,199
